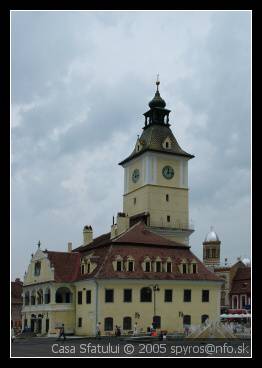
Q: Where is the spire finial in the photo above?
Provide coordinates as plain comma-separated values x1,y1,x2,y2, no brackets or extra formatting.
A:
156,73,160,90
38,240,41,249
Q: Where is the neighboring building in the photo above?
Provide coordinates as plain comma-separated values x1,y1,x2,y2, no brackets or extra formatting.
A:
11,278,23,332
22,80,222,336
230,266,251,309
202,229,251,312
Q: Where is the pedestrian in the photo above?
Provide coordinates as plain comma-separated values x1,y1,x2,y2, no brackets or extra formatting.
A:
57,324,66,341
133,322,138,336
96,322,101,339
11,327,15,343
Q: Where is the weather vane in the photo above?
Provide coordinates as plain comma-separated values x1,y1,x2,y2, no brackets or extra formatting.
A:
156,73,160,90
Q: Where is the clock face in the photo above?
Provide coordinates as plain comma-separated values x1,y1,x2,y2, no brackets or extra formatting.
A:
132,169,140,183
162,165,174,180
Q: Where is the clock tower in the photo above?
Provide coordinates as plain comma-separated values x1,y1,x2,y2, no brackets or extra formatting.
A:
118,80,194,245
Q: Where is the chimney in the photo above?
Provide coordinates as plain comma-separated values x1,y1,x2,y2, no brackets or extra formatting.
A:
83,225,93,245
68,242,72,253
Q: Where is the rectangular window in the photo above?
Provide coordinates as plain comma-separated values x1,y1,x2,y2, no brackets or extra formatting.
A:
183,264,187,274
202,290,210,302
124,289,132,303
87,263,91,273
166,262,172,273
184,289,191,302
145,262,151,272
166,194,169,202
105,289,114,303
192,264,197,274
116,261,122,272
166,142,169,148
156,261,161,272
78,291,82,304
81,264,85,274
165,289,173,302
133,198,136,205
86,290,91,304
78,318,82,327
128,261,134,272
167,215,171,223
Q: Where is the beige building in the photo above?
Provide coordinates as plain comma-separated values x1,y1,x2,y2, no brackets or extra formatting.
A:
22,81,222,336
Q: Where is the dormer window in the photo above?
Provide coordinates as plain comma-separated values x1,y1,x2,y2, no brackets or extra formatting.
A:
137,145,140,152
128,261,134,272
34,262,41,276
117,261,122,272
81,264,85,274
192,263,197,274
166,262,172,273
87,263,91,274
182,264,187,274
145,262,151,272
166,142,169,148
156,261,162,272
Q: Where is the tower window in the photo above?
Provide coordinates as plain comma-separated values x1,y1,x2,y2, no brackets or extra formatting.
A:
166,194,169,202
137,145,140,151
87,263,91,274
81,264,85,275
78,318,82,327
166,142,169,148
167,215,171,223
133,198,136,205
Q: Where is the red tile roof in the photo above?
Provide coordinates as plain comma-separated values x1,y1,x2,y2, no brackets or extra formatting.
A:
47,223,222,283
230,267,251,294
44,251,81,282
113,222,189,248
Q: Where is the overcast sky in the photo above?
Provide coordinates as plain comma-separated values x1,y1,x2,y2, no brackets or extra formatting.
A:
11,10,251,280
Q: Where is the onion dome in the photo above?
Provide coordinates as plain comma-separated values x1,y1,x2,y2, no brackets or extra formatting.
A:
148,78,166,109
204,226,220,242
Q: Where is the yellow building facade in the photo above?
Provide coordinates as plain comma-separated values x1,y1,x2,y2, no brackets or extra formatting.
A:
21,81,222,337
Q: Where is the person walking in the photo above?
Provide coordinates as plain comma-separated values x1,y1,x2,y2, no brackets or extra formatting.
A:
57,324,66,341
96,322,101,339
133,322,138,336
11,327,15,343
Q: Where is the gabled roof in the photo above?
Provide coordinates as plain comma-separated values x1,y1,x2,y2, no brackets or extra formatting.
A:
230,267,251,294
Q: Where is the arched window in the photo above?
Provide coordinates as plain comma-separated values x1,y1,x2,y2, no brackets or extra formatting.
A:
44,288,51,304
34,261,41,276
24,291,30,306
201,314,209,324
104,317,113,331
55,287,72,303
123,317,132,330
183,315,191,326
31,290,36,305
140,287,152,302
37,289,43,304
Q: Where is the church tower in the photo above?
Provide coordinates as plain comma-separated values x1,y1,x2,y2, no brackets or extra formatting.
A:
203,226,221,268
119,79,194,245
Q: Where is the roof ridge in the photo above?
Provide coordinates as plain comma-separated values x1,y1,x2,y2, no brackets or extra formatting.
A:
94,244,113,278
112,221,143,242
